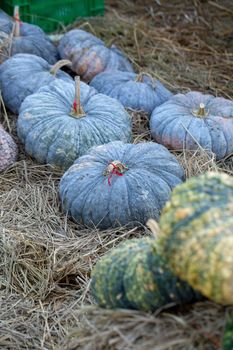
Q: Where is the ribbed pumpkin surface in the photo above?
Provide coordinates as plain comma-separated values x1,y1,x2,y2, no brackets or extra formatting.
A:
17,80,132,170
90,71,172,114
59,141,184,229
91,237,201,311
0,54,72,113
58,29,134,82
150,91,233,160
158,172,233,304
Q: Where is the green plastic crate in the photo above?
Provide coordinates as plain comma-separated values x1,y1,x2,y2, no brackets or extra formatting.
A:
1,0,104,32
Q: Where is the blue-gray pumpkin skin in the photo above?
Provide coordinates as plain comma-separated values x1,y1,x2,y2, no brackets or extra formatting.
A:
58,29,134,82
59,141,184,229
0,20,58,64
90,71,172,115
150,91,233,160
17,80,132,170
0,53,72,113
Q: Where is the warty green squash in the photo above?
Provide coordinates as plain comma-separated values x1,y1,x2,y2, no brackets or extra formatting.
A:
158,172,233,305
222,312,233,350
91,237,201,311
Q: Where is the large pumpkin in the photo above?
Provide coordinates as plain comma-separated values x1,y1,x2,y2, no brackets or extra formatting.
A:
0,124,18,171
0,53,72,113
17,77,132,170
91,237,201,311
58,29,134,82
59,140,184,229
0,9,58,64
158,172,233,305
150,91,233,160
90,71,172,114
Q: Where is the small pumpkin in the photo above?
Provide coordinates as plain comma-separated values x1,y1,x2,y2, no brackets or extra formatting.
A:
158,172,233,305
58,29,134,82
150,91,233,160
0,124,18,171
91,237,201,311
90,71,172,114
17,77,132,170
0,7,58,64
222,312,233,350
0,53,72,113
59,140,184,229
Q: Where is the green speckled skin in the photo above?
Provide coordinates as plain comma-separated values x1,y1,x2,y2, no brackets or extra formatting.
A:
158,172,233,305
91,237,201,311
223,313,233,350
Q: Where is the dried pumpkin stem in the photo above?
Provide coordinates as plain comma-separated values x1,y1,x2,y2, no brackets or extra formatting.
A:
192,103,208,118
50,60,72,76
70,76,86,118
103,160,128,186
103,161,128,176
13,6,20,37
135,71,153,81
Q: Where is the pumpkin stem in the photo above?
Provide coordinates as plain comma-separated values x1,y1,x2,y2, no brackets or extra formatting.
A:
70,76,86,118
135,72,156,88
13,6,20,37
192,103,209,117
103,160,128,186
50,60,72,75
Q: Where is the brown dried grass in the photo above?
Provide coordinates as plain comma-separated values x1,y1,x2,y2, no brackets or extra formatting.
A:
1,0,233,349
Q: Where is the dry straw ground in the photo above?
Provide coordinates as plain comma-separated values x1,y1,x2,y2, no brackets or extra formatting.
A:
0,0,233,349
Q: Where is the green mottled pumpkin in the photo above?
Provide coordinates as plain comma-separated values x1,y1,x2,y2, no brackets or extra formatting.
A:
91,237,201,311
158,172,233,305
222,312,233,350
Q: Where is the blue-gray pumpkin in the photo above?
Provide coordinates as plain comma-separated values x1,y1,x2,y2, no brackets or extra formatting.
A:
150,91,233,160
0,16,58,64
0,53,72,113
59,140,184,229
58,29,134,82
90,71,172,114
17,78,132,170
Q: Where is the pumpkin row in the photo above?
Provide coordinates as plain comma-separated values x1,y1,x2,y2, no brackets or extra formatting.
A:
1,9,233,162
91,172,233,311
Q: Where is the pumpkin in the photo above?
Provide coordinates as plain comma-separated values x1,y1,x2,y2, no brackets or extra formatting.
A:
91,237,201,311
0,53,72,113
90,71,172,114
158,172,233,305
59,140,184,229
0,7,58,64
0,124,18,171
17,77,132,170
150,91,233,160
223,312,233,350
58,29,134,82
